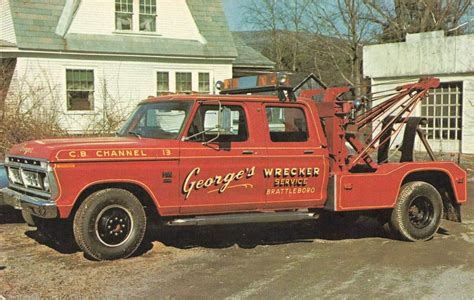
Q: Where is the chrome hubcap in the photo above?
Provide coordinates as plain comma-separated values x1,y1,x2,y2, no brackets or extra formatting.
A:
95,205,133,247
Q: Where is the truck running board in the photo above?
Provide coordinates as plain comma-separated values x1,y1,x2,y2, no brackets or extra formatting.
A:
166,211,319,226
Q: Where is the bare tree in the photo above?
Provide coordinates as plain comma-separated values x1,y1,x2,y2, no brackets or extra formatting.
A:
306,0,373,94
239,0,472,90
0,69,67,157
242,0,287,70
85,76,133,136
242,0,372,90
0,58,17,121
365,0,473,42
279,0,314,72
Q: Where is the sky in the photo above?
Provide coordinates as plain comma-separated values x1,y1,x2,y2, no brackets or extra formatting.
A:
223,1,474,33
222,0,253,31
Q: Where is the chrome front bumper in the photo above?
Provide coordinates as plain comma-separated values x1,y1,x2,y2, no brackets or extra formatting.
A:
0,187,58,218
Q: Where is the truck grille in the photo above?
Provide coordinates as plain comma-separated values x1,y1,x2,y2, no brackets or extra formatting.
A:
7,156,43,167
5,156,51,198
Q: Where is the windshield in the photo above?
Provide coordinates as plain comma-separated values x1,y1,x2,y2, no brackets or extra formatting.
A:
117,101,193,139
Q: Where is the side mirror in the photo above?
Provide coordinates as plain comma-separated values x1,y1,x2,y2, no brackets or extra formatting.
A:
218,106,232,134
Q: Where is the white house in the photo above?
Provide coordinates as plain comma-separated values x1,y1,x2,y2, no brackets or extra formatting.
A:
363,31,474,155
0,0,274,133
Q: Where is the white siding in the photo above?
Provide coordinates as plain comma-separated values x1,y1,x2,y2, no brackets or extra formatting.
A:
68,0,204,42
6,55,232,133
0,0,17,44
364,31,474,78
156,0,204,42
68,0,115,35
363,31,474,154
459,77,474,154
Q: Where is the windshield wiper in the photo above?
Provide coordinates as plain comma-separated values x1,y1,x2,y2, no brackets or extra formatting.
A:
128,131,142,139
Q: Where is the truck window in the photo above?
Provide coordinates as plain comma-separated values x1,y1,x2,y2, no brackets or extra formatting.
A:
187,105,248,142
117,101,192,139
266,106,308,142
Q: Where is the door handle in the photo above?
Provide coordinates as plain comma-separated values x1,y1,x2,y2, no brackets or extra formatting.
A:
242,150,254,155
304,150,315,154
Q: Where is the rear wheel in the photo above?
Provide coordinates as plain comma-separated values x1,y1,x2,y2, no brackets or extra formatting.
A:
73,188,146,260
390,181,442,241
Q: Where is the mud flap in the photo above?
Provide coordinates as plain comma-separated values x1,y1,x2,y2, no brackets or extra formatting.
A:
443,198,462,222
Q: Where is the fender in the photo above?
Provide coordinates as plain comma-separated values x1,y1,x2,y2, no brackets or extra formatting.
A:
333,162,467,212
57,179,163,218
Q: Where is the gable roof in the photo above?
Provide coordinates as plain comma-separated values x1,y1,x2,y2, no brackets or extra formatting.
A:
231,33,274,68
9,0,65,51
0,39,16,48
186,0,237,58
7,0,235,58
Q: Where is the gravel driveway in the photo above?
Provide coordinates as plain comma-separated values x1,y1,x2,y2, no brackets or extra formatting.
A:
1,179,473,298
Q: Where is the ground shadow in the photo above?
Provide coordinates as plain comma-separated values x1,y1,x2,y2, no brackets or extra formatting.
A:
24,228,79,255
436,226,450,235
12,214,453,258
145,216,392,251
0,206,24,224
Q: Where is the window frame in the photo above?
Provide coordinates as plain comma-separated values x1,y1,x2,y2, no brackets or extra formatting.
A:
65,68,96,113
153,70,214,95
115,0,157,33
118,101,193,139
139,0,157,32
198,72,211,94
175,72,193,94
185,103,249,143
156,71,170,95
421,81,463,141
264,105,310,143
115,0,134,31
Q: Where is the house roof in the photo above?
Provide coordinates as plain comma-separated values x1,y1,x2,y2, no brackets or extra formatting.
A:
0,39,16,48
6,0,272,68
231,33,274,68
9,0,65,51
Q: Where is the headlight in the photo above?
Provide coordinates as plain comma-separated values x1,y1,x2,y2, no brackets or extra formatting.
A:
21,170,43,189
8,167,23,185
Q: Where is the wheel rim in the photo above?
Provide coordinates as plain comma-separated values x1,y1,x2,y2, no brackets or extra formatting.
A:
95,205,134,247
408,196,434,229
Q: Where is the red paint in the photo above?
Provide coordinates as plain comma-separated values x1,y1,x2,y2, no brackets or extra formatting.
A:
6,79,467,219
336,162,467,211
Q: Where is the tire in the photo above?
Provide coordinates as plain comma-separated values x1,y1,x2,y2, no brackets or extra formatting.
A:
73,188,146,260
390,181,443,241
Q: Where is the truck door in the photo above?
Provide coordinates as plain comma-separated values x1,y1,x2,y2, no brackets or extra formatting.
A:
179,101,267,214
263,103,328,209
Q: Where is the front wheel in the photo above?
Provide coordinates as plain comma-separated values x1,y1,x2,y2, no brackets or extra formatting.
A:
73,188,146,260
390,181,443,241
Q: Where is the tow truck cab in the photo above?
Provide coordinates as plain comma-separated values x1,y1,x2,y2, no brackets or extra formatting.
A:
3,95,331,217
1,73,467,260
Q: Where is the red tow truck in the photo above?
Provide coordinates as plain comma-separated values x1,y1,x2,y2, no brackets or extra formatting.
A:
1,73,467,260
